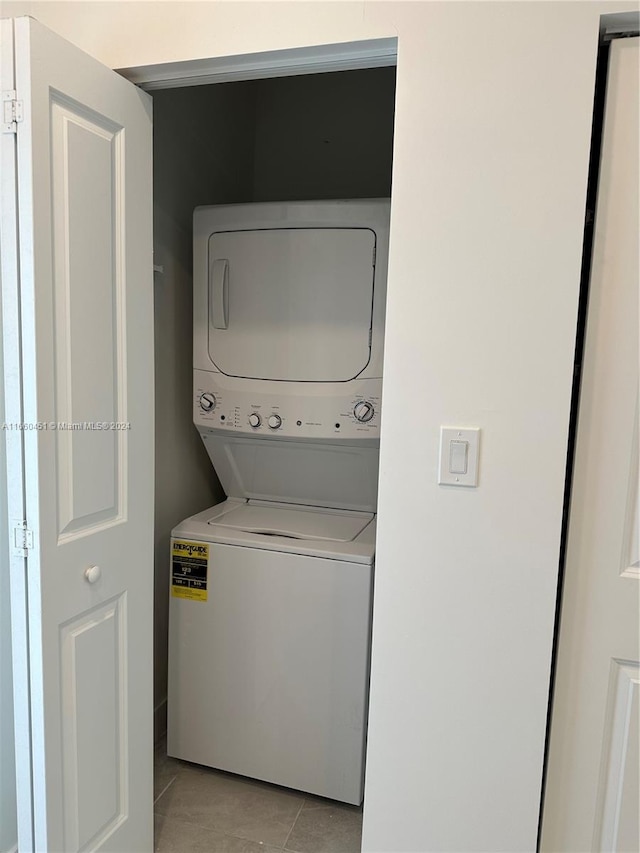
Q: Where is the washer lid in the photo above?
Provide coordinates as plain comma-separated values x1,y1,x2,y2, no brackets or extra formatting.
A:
206,500,373,543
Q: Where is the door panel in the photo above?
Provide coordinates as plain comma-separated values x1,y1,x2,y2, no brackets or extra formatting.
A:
595,660,639,851
51,95,126,539
208,227,375,381
541,37,639,852
60,595,127,851
2,16,154,852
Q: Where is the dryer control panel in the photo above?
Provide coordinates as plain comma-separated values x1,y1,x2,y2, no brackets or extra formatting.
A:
194,370,382,440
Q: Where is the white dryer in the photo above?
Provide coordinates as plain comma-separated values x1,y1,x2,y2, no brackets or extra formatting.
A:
167,199,390,804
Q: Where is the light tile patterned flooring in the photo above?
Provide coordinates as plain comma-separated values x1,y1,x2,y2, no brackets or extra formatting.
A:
154,740,363,853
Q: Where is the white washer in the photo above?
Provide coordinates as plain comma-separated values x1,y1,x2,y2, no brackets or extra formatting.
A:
167,499,375,805
168,200,390,804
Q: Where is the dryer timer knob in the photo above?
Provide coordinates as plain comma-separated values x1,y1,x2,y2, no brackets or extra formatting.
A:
354,401,375,423
268,414,282,429
199,392,216,412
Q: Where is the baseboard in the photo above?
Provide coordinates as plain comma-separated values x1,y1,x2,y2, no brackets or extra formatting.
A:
154,697,167,745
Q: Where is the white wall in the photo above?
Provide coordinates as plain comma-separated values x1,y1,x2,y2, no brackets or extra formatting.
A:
0,295,17,851
1,2,633,850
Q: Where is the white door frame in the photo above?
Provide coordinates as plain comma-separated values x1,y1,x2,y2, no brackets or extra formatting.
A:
116,38,397,89
1,17,35,851
118,24,399,833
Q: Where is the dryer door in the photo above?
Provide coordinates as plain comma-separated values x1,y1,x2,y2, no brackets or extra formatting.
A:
207,227,376,382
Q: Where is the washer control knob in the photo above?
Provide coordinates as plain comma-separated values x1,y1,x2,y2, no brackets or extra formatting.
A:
354,401,375,423
248,413,261,428
268,414,282,430
199,392,216,412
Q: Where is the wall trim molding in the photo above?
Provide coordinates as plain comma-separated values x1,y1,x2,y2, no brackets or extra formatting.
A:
117,38,397,90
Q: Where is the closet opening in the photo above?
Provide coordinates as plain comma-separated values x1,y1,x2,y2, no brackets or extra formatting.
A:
144,48,397,852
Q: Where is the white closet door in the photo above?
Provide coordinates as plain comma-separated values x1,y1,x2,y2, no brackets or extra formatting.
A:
208,227,376,381
0,16,154,853
541,38,639,852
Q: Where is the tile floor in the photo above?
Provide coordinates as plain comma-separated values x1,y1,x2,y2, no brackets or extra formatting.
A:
154,740,363,853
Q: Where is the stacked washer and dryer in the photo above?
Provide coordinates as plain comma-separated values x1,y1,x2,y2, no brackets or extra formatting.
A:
167,200,390,805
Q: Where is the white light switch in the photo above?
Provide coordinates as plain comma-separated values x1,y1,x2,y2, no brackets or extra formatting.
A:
449,440,468,474
438,427,480,486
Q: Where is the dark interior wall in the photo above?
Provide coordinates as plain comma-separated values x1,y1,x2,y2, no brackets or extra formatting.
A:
151,80,257,732
252,67,396,202
153,81,258,231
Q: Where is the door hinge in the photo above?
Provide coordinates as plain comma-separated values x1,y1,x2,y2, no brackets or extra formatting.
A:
13,521,34,556
2,91,24,134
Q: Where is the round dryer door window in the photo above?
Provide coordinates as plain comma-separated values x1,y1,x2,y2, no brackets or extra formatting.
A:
207,227,376,382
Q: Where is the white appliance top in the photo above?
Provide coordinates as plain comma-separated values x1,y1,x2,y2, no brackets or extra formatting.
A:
172,499,376,564
208,499,372,541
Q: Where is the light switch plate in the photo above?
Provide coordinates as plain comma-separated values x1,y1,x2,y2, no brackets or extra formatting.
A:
438,427,480,486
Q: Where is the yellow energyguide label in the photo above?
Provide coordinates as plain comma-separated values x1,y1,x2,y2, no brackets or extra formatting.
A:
171,540,209,602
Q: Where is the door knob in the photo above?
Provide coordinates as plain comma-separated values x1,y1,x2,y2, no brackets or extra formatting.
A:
84,565,102,584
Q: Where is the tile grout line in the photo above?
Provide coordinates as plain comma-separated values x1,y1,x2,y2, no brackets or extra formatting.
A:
153,775,177,807
280,797,306,853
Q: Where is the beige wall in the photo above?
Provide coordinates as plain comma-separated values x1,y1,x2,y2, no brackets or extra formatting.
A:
1,2,632,850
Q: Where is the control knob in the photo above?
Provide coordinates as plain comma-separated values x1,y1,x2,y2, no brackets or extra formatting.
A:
248,413,261,428
199,392,216,412
268,414,282,430
353,401,375,423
